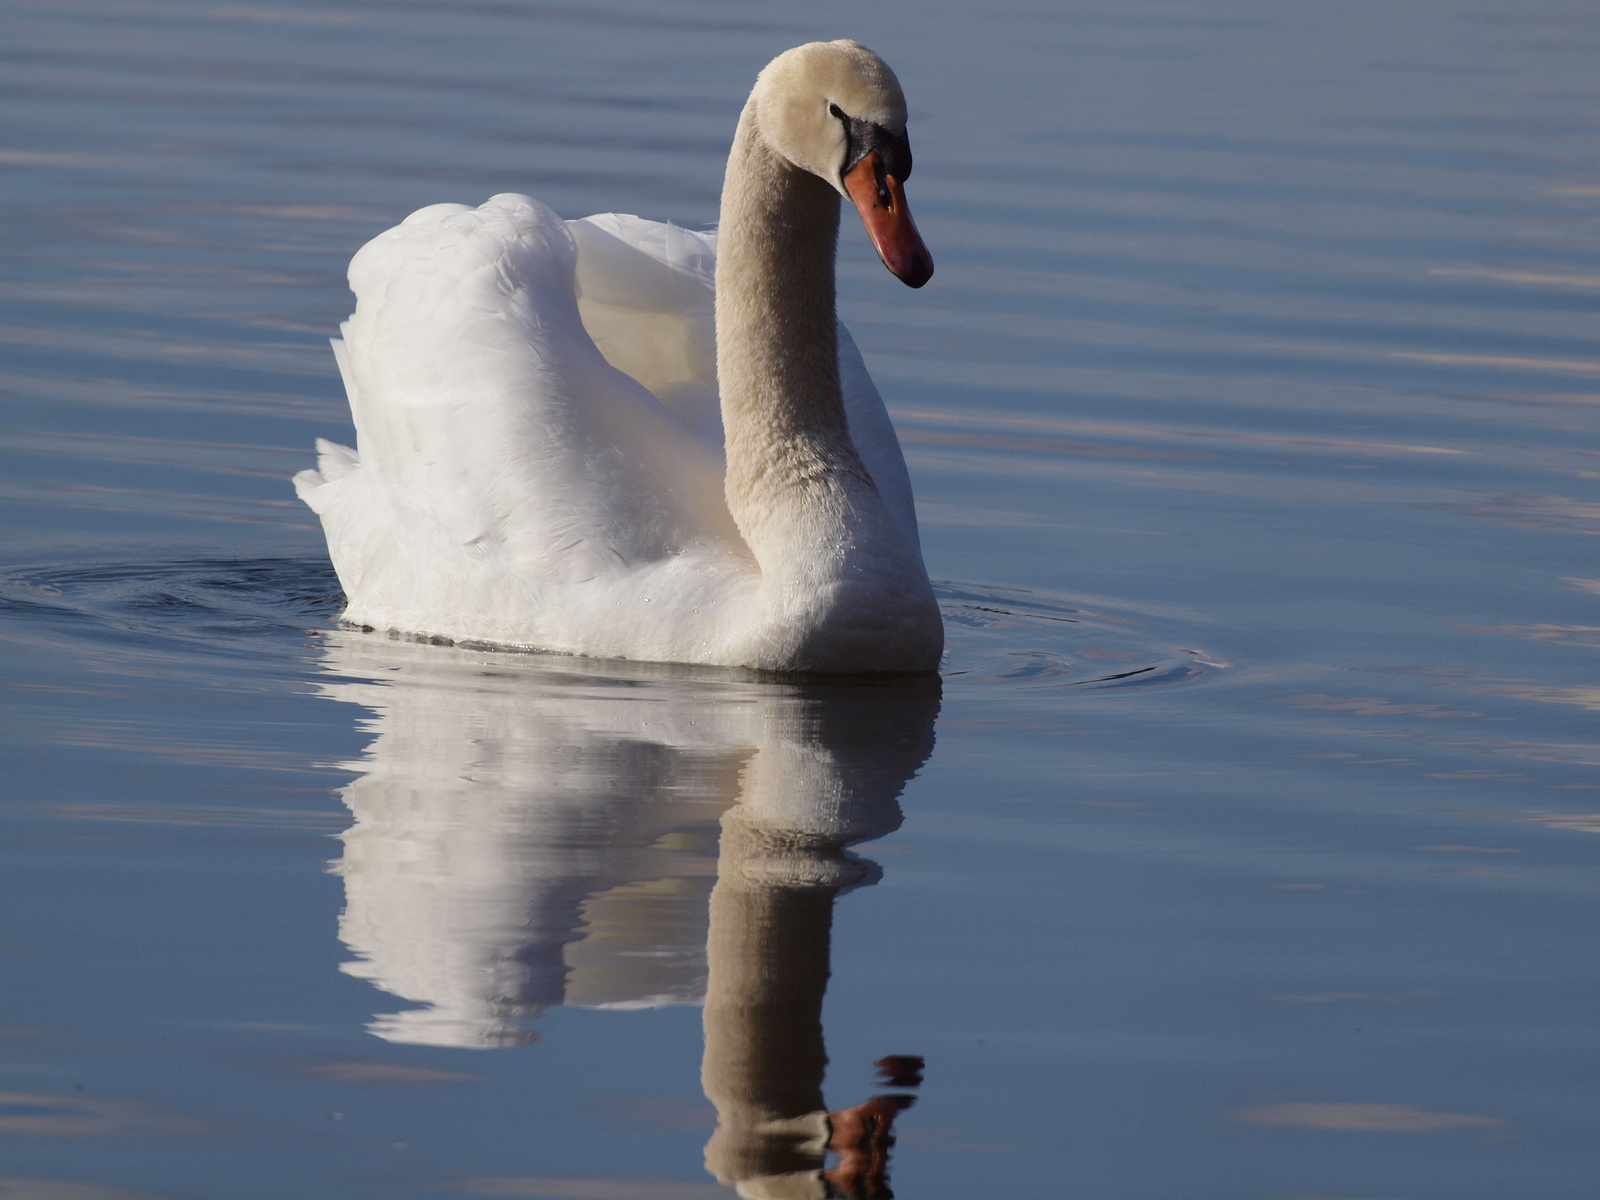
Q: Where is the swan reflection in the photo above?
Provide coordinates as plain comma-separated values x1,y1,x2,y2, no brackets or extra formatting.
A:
314,631,937,1194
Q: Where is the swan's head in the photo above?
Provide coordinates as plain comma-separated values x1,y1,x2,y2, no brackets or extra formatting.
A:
753,40,933,288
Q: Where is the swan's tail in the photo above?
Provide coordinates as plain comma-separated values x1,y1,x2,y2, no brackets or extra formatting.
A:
294,334,363,512
293,437,360,506
329,330,361,427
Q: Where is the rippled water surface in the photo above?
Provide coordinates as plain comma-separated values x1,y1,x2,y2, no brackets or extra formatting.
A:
4,1,1600,1197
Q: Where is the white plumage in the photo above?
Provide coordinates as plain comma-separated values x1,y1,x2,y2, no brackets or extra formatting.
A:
296,42,943,672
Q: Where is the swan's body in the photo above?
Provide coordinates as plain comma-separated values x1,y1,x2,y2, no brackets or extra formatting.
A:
295,41,941,672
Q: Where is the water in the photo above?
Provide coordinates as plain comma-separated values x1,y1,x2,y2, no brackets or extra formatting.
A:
2,1,1598,1196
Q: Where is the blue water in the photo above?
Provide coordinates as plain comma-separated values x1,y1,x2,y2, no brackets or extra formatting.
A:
3,1,1599,1197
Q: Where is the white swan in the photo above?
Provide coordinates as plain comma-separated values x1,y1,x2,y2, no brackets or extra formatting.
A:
294,40,942,673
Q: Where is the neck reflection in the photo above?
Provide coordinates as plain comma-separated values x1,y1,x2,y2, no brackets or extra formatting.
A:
316,633,938,1192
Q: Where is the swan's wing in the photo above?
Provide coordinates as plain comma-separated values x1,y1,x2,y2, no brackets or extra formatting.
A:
568,212,923,555
568,214,723,442
298,195,740,624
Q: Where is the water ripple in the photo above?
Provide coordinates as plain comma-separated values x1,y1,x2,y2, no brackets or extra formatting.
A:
0,559,1221,695
936,580,1222,692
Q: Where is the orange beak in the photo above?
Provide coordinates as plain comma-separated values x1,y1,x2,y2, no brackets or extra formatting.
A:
843,150,933,289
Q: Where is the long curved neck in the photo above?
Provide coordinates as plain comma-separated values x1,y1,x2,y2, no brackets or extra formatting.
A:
715,98,871,571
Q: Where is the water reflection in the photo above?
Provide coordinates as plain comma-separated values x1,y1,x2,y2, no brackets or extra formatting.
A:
315,632,937,1193
701,730,928,1199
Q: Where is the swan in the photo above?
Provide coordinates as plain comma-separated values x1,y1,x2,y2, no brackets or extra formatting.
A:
294,40,943,673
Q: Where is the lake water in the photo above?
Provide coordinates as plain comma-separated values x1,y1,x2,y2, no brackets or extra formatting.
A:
3,1,1598,1196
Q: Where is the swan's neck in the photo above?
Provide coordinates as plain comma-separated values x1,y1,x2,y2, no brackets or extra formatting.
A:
715,99,872,573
